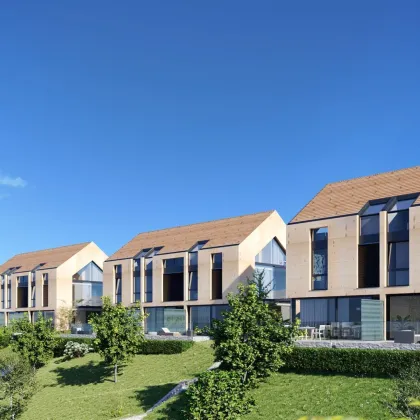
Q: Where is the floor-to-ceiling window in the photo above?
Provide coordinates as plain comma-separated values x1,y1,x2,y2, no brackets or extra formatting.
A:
189,305,230,331
133,258,141,303
388,294,420,339
72,262,103,307
255,238,286,299
144,307,186,333
311,228,328,290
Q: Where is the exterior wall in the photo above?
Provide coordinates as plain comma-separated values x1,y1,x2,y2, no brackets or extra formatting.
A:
0,242,108,326
287,205,420,298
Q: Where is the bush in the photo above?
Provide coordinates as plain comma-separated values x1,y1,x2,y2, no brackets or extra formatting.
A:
388,364,420,419
185,370,255,419
283,347,420,376
63,341,91,360
137,340,194,354
54,337,94,358
0,327,12,348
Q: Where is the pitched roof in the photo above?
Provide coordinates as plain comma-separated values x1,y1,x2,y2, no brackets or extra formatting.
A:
107,211,275,261
0,242,91,274
291,166,420,224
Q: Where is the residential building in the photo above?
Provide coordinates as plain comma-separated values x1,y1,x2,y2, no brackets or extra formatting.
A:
103,210,287,333
287,166,420,341
0,242,108,332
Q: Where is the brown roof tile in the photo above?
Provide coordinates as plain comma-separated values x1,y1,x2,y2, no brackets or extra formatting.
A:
0,242,91,274
291,166,420,223
107,211,275,261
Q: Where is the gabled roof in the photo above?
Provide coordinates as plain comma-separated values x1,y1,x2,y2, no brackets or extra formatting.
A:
0,242,91,274
107,211,276,261
291,166,420,224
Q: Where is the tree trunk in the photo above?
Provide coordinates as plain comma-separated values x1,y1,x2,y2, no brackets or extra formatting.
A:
114,364,118,383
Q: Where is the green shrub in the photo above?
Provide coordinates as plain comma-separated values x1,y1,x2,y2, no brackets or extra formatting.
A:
63,341,91,360
185,370,255,419
137,340,194,354
0,327,12,348
54,337,94,358
283,347,420,376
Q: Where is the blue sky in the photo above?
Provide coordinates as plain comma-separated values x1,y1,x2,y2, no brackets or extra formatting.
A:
0,1,419,262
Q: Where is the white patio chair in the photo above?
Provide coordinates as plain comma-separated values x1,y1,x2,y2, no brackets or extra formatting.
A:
313,325,327,340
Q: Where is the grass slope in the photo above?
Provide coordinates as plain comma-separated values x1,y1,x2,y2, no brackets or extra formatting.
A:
147,372,393,420
21,342,213,420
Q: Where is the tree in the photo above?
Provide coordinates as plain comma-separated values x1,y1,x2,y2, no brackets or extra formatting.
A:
89,297,145,383
0,353,36,419
210,283,299,386
247,269,272,300
10,316,57,369
56,304,74,333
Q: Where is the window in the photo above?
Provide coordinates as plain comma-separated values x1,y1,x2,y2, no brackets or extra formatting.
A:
311,228,328,290
133,259,141,302
42,273,49,307
388,242,409,286
360,201,387,238
211,253,222,299
0,277,4,309
7,276,11,309
189,271,198,301
358,244,380,288
145,307,186,334
114,265,122,304
144,258,153,303
72,262,103,307
163,258,184,302
14,276,28,309
388,196,416,235
189,305,230,331
255,238,286,266
31,272,36,307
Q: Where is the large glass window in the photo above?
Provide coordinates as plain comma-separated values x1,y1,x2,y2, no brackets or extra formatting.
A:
0,313,5,326
7,276,11,309
388,241,409,286
190,305,230,331
145,307,186,334
311,228,328,290
31,272,36,307
163,258,184,302
73,262,103,307
389,294,420,339
255,239,286,266
360,201,387,237
1,277,4,309
189,271,198,301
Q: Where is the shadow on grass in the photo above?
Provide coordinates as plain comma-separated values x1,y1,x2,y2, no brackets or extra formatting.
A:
132,383,178,412
148,392,188,420
50,361,115,386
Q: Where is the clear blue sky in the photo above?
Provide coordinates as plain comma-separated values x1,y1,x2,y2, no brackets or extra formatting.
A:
0,1,419,262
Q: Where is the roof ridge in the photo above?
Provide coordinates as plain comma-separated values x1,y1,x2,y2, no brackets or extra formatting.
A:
131,210,275,237
14,241,91,257
325,165,420,187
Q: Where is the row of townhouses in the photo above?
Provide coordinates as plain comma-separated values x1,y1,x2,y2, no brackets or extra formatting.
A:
1,166,420,340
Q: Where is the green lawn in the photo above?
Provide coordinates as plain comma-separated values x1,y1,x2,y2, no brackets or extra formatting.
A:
20,342,213,420
148,372,393,420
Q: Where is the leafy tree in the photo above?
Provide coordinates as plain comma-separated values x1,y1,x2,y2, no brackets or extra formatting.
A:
247,269,272,300
0,353,36,419
10,315,57,369
210,283,299,386
89,297,144,383
56,304,75,333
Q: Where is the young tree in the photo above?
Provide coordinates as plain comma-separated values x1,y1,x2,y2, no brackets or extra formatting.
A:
247,269,272,300
56,304,74,333
210,283,299,386
0,353,36,419
89,297,145,383
11,315,57,369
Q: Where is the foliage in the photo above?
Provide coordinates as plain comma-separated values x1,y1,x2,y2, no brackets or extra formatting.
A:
0,328,12,349
210,283,298,385
185,370,255,420
54,337,94,357
56,305,74,333
137,340,193,354
388,363,420,419
247,269,272,300
89,297,144,383
63,341,90,360
282,347,420,376
0,353,36,419
10,316,57,369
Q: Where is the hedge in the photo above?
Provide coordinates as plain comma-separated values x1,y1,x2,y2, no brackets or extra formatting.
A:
282,347,420,376
54,337,194,357
137,340,194,354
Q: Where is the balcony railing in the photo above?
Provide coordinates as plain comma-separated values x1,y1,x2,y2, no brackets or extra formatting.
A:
73,296,102,307
70,323,93,335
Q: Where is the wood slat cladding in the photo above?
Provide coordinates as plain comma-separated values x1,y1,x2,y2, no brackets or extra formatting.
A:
291,166,420,223
107,211,275,261
0,242,91,274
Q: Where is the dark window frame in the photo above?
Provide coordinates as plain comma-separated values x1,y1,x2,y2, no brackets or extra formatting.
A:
42,273,49,307
311,228,328,291
387,241,409,287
